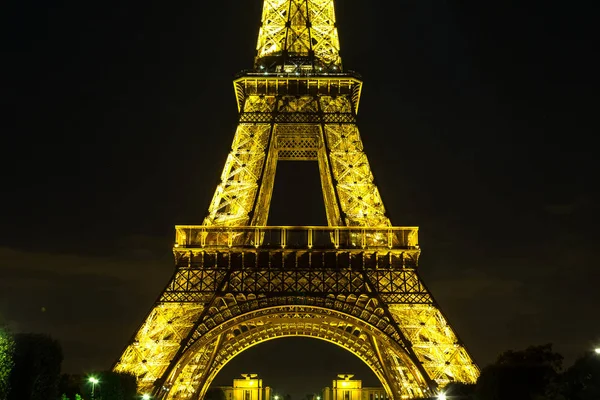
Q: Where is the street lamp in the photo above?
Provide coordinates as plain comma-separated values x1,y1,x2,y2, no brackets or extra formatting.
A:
595,348,600,354
437,393,447,400
274,396,279,400
142,395,152,400
88,377,99,400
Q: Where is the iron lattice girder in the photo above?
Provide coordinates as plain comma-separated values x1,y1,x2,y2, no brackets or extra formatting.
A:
239,112,356,124
204,75,386,229
119,250,478,398
114,232,479,397
205,93,391,227
163,266,431,300
162,254,430,302
255,0,342,69
113,303,206,394
113,92,480,397
114,0,481,396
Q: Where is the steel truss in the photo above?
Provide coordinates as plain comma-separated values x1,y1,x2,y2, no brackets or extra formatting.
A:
255,0,342,71
113,1,479,399
114,228,478,399
205,77,385,228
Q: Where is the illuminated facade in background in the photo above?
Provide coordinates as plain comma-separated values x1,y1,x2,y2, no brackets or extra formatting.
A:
322,375,388,400
328,374,363,400
215,374,271,400
113,1,479,398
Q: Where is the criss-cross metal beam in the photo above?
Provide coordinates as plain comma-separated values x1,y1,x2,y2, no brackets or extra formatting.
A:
113,1,480,398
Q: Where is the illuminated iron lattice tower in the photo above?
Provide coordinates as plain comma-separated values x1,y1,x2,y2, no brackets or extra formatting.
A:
113,1,479,398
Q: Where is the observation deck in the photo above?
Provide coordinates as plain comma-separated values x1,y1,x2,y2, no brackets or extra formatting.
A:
172,226,421,270
233,71,363,114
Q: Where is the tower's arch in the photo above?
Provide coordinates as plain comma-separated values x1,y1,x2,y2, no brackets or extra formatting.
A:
161,303,429,400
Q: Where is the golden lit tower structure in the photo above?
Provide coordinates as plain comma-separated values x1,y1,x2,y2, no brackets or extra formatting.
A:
113,1,479,398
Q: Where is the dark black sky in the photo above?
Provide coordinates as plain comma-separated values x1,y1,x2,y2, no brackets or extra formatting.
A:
1,0,598,398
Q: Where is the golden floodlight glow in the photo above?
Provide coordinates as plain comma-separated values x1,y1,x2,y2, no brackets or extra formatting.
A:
255,0,341,70
112,1,480,398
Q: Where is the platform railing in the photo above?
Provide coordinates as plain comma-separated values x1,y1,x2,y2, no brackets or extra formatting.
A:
174,226,418,251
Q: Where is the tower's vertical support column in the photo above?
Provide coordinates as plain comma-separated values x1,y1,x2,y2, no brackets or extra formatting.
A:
320,95,390,227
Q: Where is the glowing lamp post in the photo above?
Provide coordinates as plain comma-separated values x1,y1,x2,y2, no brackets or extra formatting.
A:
88,377,99,400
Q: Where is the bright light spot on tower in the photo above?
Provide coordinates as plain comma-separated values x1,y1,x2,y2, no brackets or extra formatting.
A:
437,393,447,400
595,348,600,354
142,395,151,400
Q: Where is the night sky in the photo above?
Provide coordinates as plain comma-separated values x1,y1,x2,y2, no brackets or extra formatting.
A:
1,0,598,398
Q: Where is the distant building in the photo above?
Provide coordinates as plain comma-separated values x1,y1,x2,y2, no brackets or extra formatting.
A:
212,374,272,400
322,375,387,400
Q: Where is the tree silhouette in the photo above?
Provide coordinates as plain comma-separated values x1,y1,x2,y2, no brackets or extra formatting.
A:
560,351,600,400
475,343,563,400
0,327,14,400
7,333,63,400
58,373,83,400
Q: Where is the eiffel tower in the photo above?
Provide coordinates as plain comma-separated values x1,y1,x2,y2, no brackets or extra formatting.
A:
113,1,479,398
